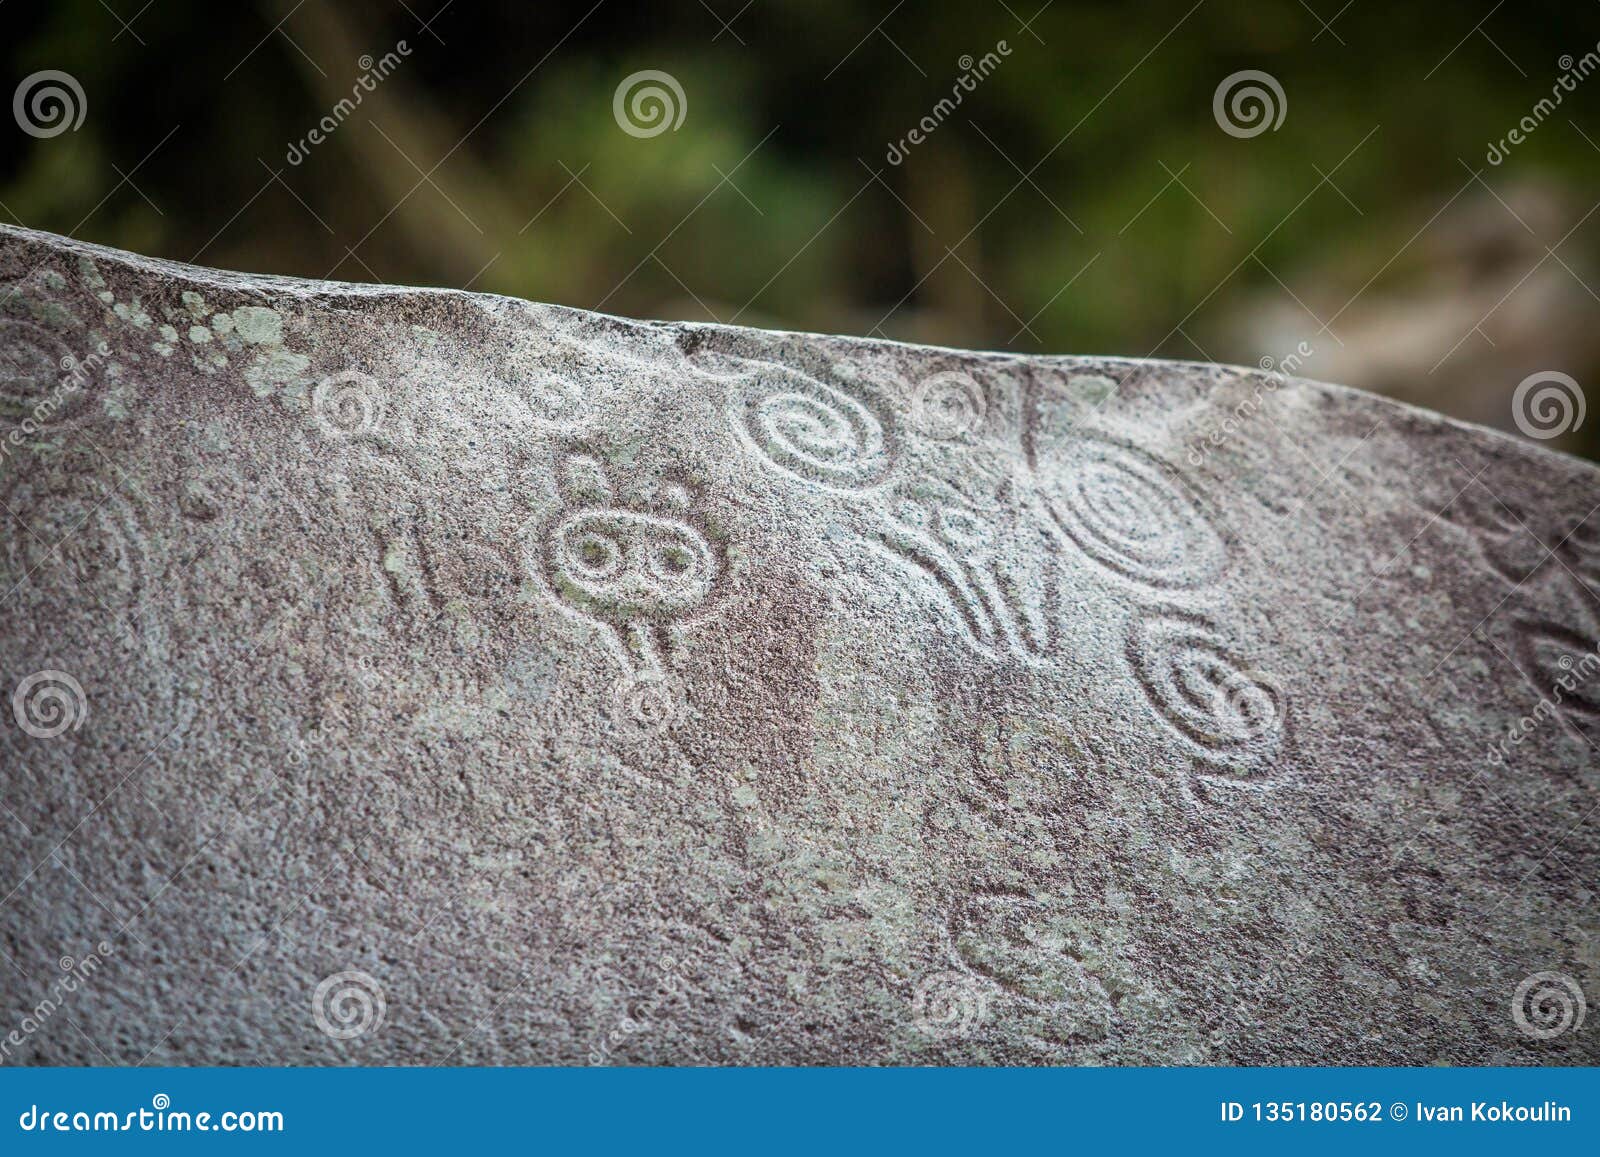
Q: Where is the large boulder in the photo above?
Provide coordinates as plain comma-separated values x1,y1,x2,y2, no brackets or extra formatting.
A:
1,224,1595,1064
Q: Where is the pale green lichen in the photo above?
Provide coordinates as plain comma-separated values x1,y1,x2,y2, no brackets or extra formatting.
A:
232,306,283,345
1069,373,1117,405
30,298,77,329
188,325,211,344
75,256,106,289
181,290,211,319
244,348,312,398
113,299,153,329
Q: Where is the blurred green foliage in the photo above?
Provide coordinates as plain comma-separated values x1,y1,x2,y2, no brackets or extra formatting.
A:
3,0,1597,454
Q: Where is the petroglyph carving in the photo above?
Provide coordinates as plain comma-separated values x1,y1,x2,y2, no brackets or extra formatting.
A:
1126,611,1285,769
731,363,894,491
1039,437,1228,590
539,451,723,684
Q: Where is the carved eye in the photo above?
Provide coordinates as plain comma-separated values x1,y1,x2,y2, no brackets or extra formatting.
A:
570,531,621,578
649,542,697,581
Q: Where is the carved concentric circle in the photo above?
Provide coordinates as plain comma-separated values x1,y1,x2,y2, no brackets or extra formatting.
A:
0,318,98,431
1043,438,1227,589
611,669,684,739
910,370,986,439
1127,613,1285,755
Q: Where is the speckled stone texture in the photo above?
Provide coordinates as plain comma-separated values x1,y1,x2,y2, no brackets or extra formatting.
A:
1,224,1596,1066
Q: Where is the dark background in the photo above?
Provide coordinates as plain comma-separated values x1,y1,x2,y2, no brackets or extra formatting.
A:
3,0,1597,458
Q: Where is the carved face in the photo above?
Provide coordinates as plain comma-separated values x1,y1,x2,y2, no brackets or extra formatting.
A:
547,508,718,624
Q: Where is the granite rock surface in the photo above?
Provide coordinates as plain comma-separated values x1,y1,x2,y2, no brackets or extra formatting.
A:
1,224,1596,1065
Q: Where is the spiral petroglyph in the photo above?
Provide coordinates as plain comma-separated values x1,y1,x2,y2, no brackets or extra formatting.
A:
611,670,684,739
1042,438,1227,589
733,367,893,491
1127,614,1285,758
